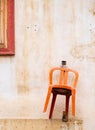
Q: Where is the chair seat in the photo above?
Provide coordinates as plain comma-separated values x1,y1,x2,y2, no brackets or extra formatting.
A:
52,88,72,95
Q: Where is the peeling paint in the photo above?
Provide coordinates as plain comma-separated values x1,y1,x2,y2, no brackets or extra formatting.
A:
71,42,95,61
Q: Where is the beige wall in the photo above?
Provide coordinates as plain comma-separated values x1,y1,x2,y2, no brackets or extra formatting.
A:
0,0,95,130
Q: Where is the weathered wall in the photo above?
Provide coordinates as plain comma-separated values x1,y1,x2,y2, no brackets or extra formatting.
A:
0,0,95,130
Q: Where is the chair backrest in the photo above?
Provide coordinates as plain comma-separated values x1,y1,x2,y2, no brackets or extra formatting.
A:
49,67,79,89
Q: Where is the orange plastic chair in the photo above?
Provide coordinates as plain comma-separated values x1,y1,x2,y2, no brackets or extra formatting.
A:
43,67,79,119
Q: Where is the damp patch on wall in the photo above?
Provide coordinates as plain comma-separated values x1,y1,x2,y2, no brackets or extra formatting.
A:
71,42,95,61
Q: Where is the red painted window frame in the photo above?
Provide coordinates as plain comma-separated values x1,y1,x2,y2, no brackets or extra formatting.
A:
0,0,15,55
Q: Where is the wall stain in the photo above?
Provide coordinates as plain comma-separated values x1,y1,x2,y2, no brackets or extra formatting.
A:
16,30,31,95
18,85,30,95
92,2,95,16
93,10,95,15
31,0,39,22
17,68,30,94
42,0,54,69
43,0,54,33
89,1,95,16
71,42,95,62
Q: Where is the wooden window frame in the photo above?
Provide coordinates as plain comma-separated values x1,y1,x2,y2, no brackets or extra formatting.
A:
0,0,15,55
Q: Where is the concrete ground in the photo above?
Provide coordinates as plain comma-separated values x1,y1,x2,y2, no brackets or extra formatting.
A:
0,119,82,130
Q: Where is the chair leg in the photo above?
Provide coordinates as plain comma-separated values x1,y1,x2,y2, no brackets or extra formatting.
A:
43,88,52,112
65,95,70,113
62,95,70,121
72,94,75,116
49,93,57,119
